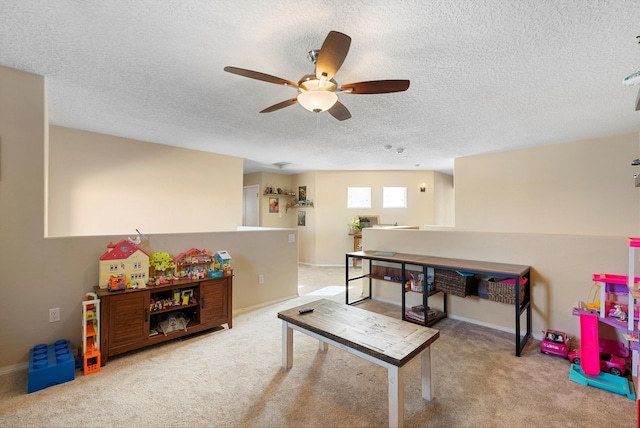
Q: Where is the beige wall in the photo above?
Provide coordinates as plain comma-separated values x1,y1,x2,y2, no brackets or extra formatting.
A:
244,170,454,265
243,171,296,229
363,229,637,340
48,126,243,236
0,66,298,370
310,170,445,265
363,132,640,340
434,172,454,226
455,134,640,235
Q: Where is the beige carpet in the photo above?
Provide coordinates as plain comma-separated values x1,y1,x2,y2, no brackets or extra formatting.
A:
0,268,637,427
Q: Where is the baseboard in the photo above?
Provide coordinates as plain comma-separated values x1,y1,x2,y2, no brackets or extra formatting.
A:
0,361,28,375
298,262,344,267
232,294,299,316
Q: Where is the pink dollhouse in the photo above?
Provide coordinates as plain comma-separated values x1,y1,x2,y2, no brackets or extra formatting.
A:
173,248,214,279
98,239,150,288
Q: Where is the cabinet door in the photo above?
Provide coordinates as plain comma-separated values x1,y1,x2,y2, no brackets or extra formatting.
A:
108,291,149,347
200,278,229,326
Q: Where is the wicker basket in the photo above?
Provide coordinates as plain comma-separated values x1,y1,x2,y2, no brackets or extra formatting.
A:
486,277,528,305
434,269,476,297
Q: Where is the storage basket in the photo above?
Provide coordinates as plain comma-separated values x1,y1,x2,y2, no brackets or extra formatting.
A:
486,277,528,305
434,269,476,297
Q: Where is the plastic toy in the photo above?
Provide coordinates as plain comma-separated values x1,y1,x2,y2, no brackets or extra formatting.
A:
28,340,75,393
585,282,600,312
569,349,627,376
569,335,629,376
149,252,175,284
108,274,126,291
98,239,150,289
540,329,571,359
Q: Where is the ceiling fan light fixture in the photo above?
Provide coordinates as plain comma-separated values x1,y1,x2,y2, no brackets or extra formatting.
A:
297,90,338,112
297,75,338,112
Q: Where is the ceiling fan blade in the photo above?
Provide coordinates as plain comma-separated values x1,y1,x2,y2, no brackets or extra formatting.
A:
327,101,351,121
340,80,410,94
260,98,298,113
315,31,351,80
224,66,297,87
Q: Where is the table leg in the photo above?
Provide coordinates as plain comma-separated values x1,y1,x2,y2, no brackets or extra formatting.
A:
421,346,433,400
387,365,404,428
282,321,293,369
319,340,328,352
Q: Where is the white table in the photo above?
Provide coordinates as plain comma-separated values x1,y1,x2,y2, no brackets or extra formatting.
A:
277,298,440,428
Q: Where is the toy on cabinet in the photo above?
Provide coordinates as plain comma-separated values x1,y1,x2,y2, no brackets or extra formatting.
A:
149,252,175,284
82,292,100,376
173,248,213,279
107,274,126,291
99,239,150,289
216,250,232,275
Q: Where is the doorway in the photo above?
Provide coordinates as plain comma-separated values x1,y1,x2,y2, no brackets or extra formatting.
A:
243,185,259,226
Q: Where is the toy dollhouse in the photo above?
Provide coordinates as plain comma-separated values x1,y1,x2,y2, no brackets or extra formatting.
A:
173,248,214,279
98,239,150,289
215,250,232,274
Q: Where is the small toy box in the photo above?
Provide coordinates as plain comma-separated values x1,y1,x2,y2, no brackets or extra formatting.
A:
215,250,232,270
28,340,75,393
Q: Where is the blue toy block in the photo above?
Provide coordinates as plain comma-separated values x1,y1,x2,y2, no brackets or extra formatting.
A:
28,340,75,393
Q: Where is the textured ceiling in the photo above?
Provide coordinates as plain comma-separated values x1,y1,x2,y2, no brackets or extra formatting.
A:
2,1,640,175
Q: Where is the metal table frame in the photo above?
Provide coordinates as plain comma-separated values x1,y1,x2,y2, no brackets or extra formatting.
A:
346,250,531,357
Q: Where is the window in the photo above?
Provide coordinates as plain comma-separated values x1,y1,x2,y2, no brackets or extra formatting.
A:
347,186,371,208
383,186,407,208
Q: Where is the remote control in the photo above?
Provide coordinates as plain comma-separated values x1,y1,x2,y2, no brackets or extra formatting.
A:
298,308,314,314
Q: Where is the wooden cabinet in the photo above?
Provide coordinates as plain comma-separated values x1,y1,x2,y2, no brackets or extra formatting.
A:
200,278,231,327
95,275,232,366
107,292,149,350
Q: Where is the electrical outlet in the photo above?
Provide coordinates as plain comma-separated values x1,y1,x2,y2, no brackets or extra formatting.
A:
259,274,264,284
49,308,60,323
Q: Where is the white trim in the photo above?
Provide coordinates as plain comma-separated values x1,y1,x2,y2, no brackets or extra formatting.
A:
232,294,299,316
0,361,28,375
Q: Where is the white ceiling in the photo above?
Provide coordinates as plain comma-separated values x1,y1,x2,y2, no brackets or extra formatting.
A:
2,1,640,175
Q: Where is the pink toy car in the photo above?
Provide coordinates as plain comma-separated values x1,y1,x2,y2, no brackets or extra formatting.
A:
540,329,571,359
568,338,629,376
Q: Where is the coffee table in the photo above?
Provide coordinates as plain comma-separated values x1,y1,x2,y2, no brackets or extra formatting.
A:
278,298,440,428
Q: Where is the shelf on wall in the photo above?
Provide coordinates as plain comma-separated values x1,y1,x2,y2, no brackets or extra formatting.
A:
263,193,295,197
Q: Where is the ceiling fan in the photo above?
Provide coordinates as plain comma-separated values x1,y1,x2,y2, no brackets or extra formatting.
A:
224,31,410,121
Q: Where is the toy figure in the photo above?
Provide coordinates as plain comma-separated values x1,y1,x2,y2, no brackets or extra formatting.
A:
619,310,627,322
612,304,624,318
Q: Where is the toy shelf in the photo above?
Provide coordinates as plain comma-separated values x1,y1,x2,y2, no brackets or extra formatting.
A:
593,271,640,333
572,307,638,332
150,301,199,315
95,275,232,366
82,293,101,376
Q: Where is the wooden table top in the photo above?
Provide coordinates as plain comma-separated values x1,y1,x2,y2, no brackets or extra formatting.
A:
348,250,530,277
278,299,439,367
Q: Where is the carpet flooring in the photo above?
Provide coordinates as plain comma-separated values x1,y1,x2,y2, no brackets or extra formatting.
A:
0,265,636,427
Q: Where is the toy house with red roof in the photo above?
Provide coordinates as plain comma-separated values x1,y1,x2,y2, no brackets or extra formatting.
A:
174,248,213,279
98,239,150,288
